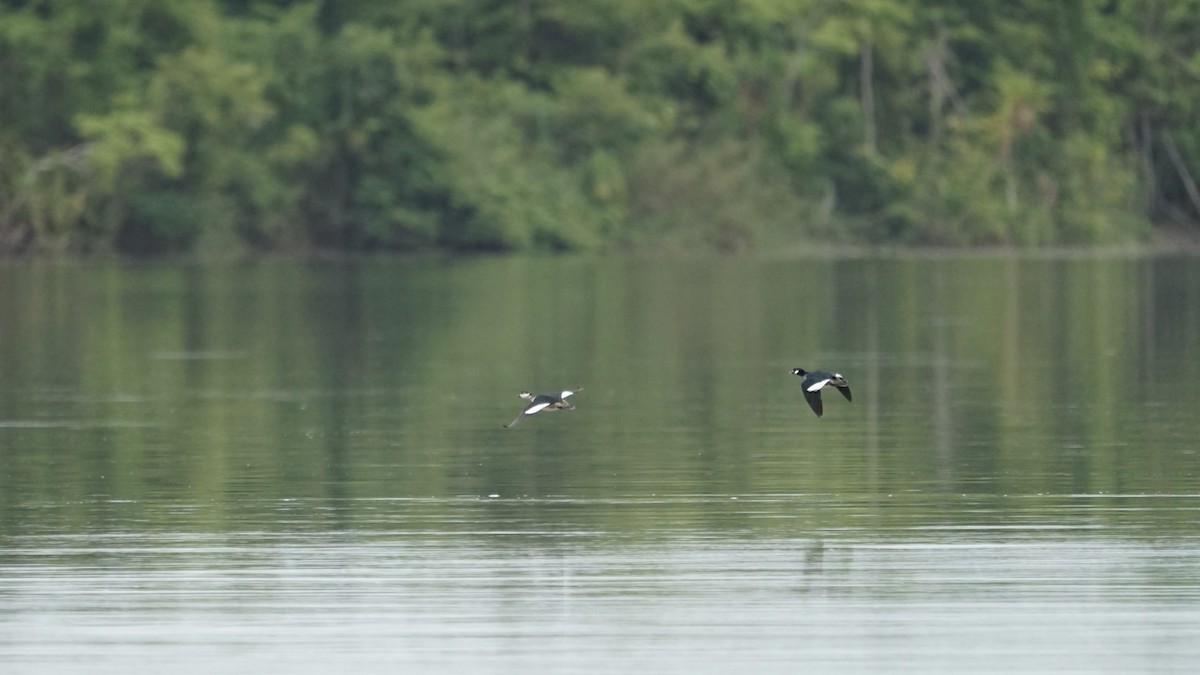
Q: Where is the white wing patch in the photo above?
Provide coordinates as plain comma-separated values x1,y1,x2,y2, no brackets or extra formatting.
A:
525,402,552,415
806,378,831,392
561,390,575,399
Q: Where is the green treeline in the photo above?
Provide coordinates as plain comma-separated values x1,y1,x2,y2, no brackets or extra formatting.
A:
2,0,1198,255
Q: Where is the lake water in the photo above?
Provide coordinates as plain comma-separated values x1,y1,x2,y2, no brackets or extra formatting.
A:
2,253,1199,673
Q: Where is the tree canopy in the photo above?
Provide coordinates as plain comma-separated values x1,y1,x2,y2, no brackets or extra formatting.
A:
2,0,1198,255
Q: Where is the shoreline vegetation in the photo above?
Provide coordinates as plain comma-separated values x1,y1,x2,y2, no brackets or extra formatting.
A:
3,1,1200,258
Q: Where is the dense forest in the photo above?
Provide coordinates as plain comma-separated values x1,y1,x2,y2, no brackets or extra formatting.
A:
2,0,1199,255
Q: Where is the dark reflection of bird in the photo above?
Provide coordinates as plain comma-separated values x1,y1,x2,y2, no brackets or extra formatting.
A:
503,389,582,428
790,368,851,417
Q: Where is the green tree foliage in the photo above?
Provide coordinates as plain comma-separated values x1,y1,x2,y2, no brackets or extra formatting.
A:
1,0,1197,255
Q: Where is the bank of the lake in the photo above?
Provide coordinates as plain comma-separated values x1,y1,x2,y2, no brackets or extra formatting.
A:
5,2,1200,258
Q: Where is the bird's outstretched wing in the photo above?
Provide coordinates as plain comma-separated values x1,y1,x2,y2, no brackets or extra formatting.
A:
836,384,852,402
525,401,552,415
503,399,553,428
803,389,824,417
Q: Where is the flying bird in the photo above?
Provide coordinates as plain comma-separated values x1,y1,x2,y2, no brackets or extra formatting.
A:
503,389,582,428
791,368,851,417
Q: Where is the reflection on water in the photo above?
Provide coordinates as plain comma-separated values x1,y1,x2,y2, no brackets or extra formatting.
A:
1,254,1199,673
4,495,1200,673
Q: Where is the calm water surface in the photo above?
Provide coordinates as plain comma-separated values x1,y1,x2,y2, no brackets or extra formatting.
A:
2,254,1199,673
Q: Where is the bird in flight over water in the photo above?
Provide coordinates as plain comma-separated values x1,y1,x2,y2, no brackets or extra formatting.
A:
504,389,582,428
791,368,851,417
